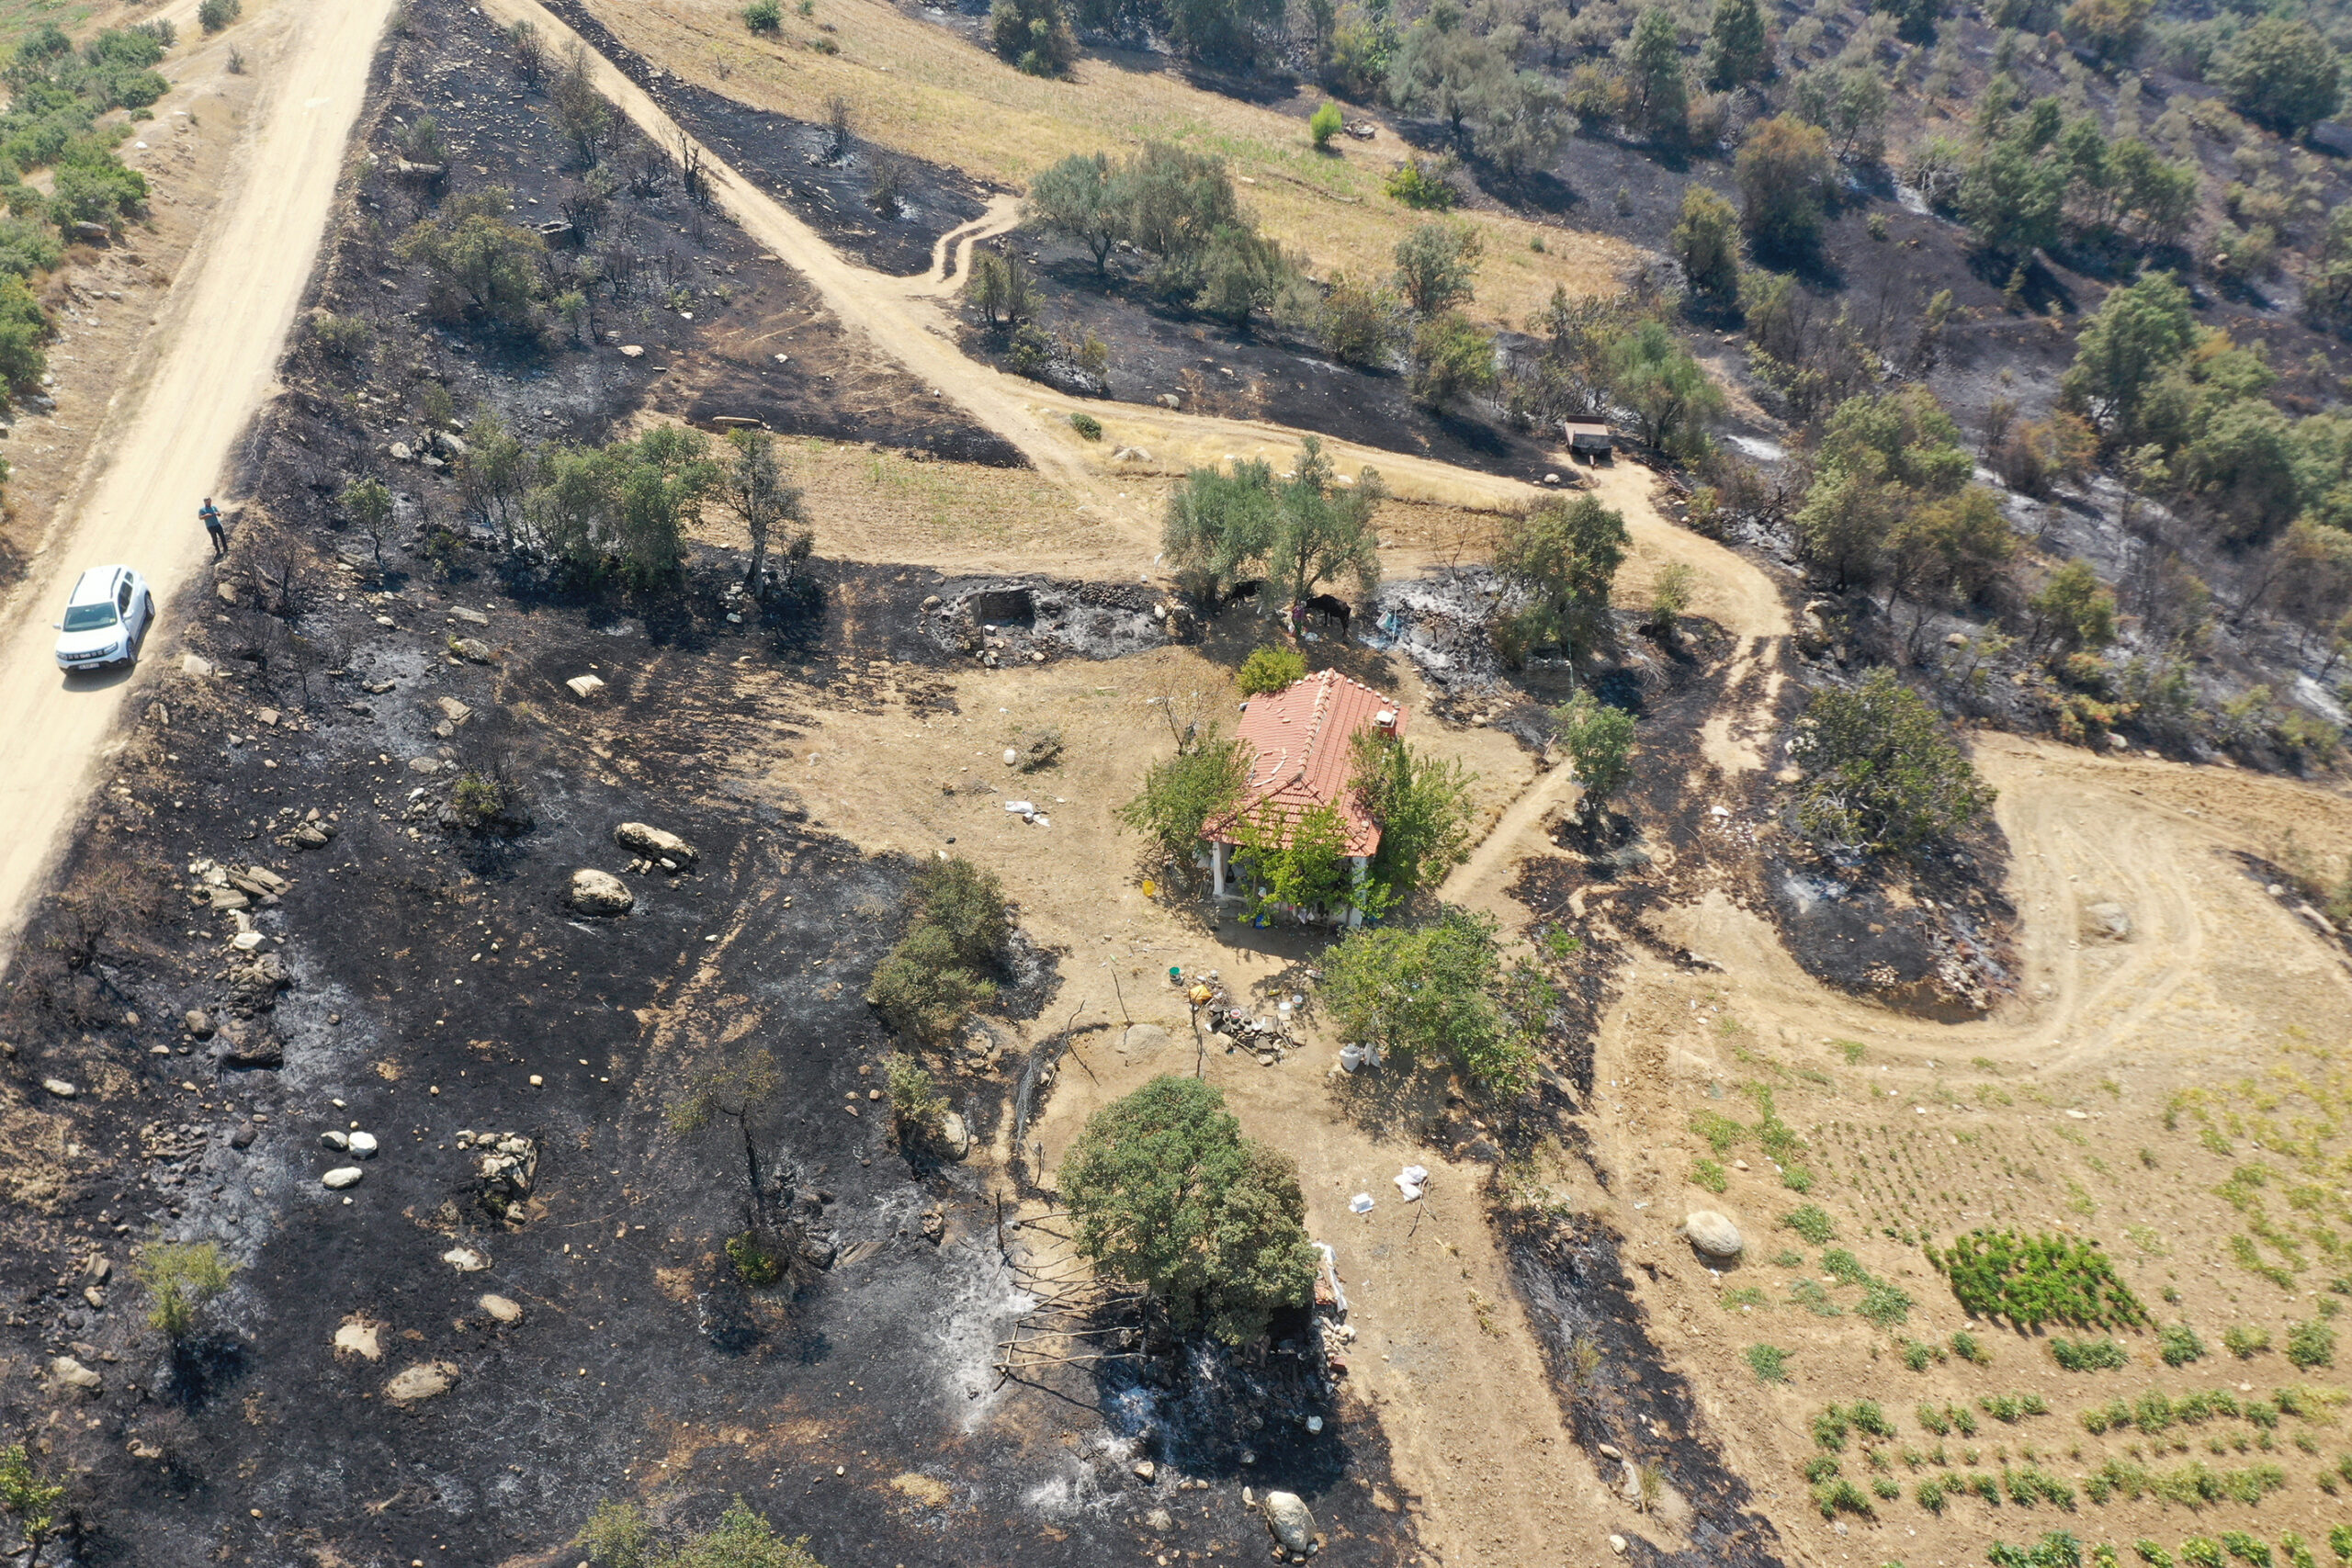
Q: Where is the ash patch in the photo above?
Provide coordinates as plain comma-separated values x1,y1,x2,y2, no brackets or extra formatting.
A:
542,0,989,276
921,576,1181,665
1360,567,1509,699
1758,811,2018,1019
1499,1206,1787,1568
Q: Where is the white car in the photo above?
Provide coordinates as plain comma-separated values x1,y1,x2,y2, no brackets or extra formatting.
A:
52,565,154,672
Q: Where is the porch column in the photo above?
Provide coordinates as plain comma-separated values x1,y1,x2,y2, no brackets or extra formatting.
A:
1348,855,1370,927
1211,840,1227,898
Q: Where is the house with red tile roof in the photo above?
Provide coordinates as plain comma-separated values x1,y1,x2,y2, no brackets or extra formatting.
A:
1203,669,1405,926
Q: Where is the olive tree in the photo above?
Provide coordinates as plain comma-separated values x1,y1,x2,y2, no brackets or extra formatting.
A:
1060,1077,1319,1345
1790,668,1993,855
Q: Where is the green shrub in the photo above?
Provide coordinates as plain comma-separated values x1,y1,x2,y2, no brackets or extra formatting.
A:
2331,1527,2351,1562
1309,100,1343,150
1917,1402,1953,1436
1925,1229,2151,1330
1814,1405,1850,1450
1068,411,1102,440
133,1240,236,1340
1384,154,1456,209
1871,1475,1900,1501
1691,1156,1728,1193
2280,1535,2315,1568
2287,1320,2335,1370
2051,1336,2130,1371
744,0,784,30
1236,643,1307,695
1782,1205,1838,1245
1850,1400,1896,1439
885,1055,947,1145
2160,1324,2207,1368
866,925,997,1044
1780,1165,1815,1192
2225,1325,2272,1359
1810,1476,1873,1518
1690,1109,1746,1154
1917,1475,1946,1511
725,1230,785,1286
1900,1338,1936,1371
2138,1545,2177,1568
1859,1280,1915,1329
2222,1535,2273,1568
197,0,240,31
0,1444,67,1552
1822,1248,1870,1286
1951,1329,1992,1364
1747,1343,1790,1382
1979,1391,2050,1423
2186,1542,2226,1568
1803,1453,1841,1482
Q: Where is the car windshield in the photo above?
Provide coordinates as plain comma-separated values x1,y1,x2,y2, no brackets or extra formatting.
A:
62,602,119,633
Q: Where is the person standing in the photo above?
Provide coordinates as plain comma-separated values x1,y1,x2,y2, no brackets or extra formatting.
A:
199,497,225,558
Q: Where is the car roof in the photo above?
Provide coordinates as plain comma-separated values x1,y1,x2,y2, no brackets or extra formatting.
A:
66,566,130,604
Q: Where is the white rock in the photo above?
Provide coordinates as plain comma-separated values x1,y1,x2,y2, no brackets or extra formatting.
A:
618,344,645,358
1681,1210,1743,1258
479,1293,525,1325
1003,748,1020,765
936,1111,972,1158
568,868,636,916
614,821,698,866
40,1077,76,1099
1132,1459,1157,1483
347,1132,379,1157
322,1166,364,1190
566,673,606,701
320,1130,348,1151
50,1355,101,1393
386,1361,458,1403
334,1315,382,1360
1608,1534,1628,1555
442,1246,490,1272
1262,1492,1315,1553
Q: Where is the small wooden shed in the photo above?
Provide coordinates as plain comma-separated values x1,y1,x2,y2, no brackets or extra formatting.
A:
1562,420,1614,458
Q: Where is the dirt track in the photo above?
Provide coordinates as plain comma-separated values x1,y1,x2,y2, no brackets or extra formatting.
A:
0,0,399,970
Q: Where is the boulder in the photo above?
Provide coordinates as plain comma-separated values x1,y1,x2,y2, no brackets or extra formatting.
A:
1262,1492,1316,1554
2085,902,2132,941
479,1293,525,1325
322,1167,364,1190
568,869,635,916
448,637,495,664
565,674,606,702
1681,1210,1742,1258
334,1316,383,1360
614,821,698,867
184,1009,215,1039
217,1024,283,1068
347,1132,379,1158
385,1361,458,1404
441,1246,491,1272
936,1111,972,1159
50,1356,101,1393
40,1077,76,1099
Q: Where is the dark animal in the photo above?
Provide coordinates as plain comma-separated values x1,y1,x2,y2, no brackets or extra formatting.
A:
1224,579,1265,604
1300,593,1351,637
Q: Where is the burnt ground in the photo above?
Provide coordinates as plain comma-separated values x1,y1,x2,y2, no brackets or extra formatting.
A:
542,0,995,279
0,3,1420,1565
967,237,1571,481
321,0,1015,468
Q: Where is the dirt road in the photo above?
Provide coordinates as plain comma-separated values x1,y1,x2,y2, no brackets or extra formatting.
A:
0,0,399,969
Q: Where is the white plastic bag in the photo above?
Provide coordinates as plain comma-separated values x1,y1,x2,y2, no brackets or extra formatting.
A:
1395,1164,1429,1201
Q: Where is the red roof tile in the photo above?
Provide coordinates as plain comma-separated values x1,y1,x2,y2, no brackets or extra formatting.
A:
1206,669,1406,858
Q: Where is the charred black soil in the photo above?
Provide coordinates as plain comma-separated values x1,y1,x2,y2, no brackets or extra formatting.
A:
0,4,1419,1564
542,0,994,278
319,0,1012,471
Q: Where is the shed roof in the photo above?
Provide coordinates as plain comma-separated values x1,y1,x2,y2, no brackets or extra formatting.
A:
1205,669,1405,858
